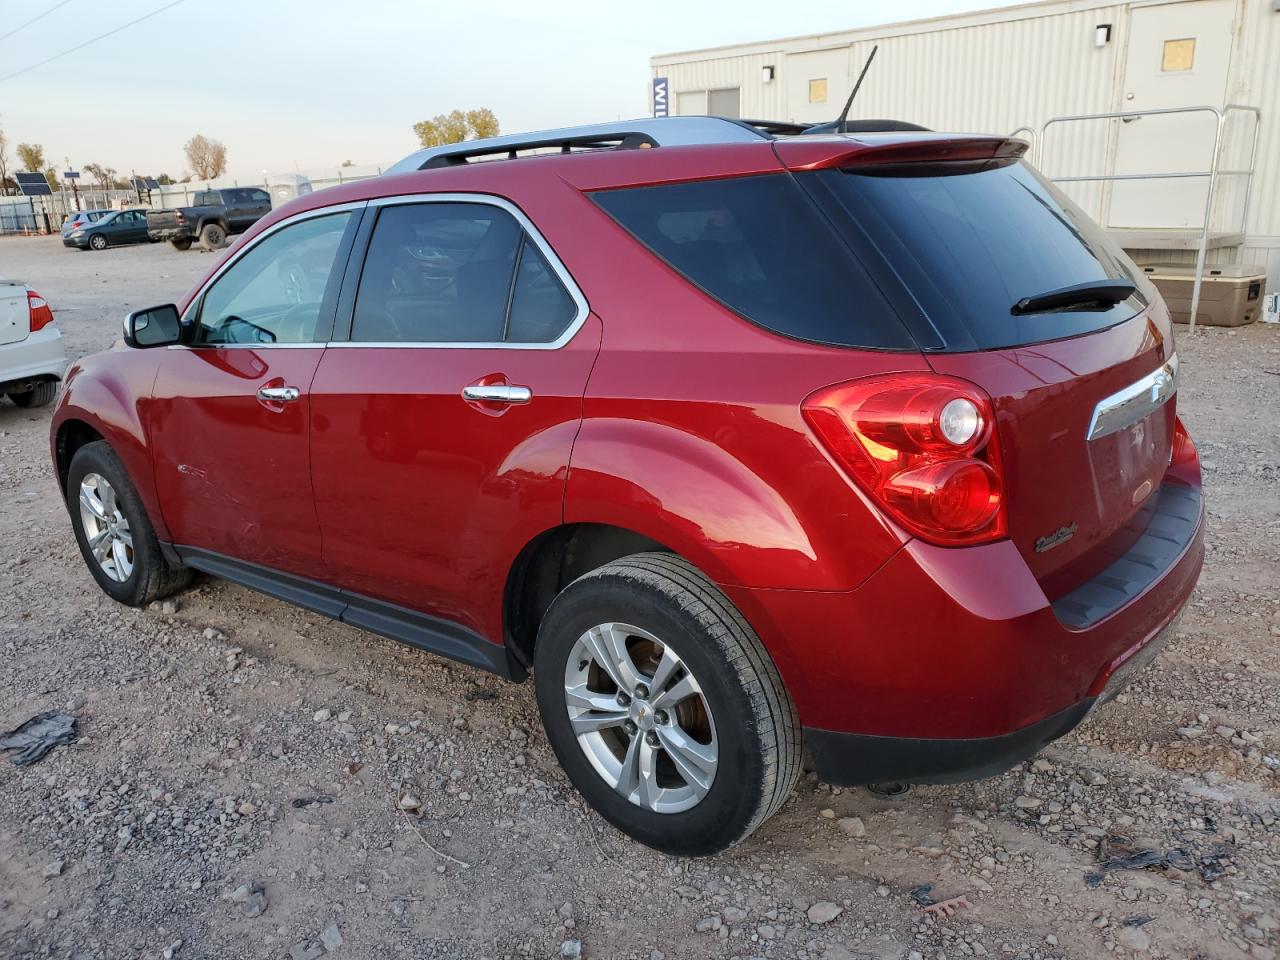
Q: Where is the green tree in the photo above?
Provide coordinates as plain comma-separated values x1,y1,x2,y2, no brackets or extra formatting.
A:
412,108,500,148
184,134,227,180
43,166,59,189
16,142,44,172
466,108,500,139
157,173,174,185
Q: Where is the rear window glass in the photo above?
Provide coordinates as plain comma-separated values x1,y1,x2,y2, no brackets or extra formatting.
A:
589,175,914,351
803,161,1151,351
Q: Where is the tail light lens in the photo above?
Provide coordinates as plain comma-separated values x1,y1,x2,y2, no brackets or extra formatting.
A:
28,290,54,333
802,373,1007,546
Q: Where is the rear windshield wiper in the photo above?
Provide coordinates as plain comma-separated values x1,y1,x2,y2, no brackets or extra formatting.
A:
1011,279,1136,315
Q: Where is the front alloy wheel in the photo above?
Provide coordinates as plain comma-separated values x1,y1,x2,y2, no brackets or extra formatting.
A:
66,440,191,606
565,622,718,814
78,473,134,582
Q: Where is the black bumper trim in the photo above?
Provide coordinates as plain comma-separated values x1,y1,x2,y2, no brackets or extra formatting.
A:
804,699,1095,786
1052,482,1201,629
169,544,525,681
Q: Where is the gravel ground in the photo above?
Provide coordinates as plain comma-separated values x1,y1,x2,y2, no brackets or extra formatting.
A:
1,234,1277,960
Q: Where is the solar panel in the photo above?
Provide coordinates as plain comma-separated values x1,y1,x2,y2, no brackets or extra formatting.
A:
15,172,52,196
130,177,147,191
145,178,160,189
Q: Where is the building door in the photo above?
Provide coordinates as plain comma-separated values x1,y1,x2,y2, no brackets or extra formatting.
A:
1108,0,1234,230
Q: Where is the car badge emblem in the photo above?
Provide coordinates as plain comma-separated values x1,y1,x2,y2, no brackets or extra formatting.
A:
1034,522,1078,553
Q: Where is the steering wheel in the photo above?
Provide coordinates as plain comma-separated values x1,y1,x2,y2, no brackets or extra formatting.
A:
272,301,317,344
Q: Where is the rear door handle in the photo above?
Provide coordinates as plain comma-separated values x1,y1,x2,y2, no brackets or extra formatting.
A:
462,384,532,404
257,385,301,402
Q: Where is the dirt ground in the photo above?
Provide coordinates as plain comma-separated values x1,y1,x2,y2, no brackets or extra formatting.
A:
1,234,1277,960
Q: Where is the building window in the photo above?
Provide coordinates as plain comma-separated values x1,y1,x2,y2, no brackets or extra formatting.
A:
809,78,828,104
1161,37,1195,71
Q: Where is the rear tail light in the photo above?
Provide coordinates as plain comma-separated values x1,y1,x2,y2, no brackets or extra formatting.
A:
28,290,54,333
802,373,1007,546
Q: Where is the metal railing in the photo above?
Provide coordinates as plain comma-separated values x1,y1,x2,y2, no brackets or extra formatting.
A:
1029,104,1261,333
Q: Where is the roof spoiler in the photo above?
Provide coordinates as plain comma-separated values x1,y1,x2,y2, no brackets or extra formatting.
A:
774,134,1029,172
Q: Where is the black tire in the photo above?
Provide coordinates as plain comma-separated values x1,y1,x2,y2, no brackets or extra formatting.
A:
199,222,226,251
66,440,191,606
7,381,58,407
170,237,194,251
88,233,108,251
534,553,801,856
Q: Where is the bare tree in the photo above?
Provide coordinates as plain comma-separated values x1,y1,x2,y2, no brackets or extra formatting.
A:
184,134,227,180
412,108,500,148
16,142,45,172
83,162,117,191
0,127,10,196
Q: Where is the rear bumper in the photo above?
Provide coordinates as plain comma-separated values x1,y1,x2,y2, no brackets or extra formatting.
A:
726,476,1204,781
148,227,193,241
0,327,69,389
803,610,1179,785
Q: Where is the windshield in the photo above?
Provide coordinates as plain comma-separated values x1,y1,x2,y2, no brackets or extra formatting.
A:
800,160,1153,351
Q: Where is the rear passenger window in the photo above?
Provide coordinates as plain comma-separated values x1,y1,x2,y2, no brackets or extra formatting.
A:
351,202,578,344
507,242,577,343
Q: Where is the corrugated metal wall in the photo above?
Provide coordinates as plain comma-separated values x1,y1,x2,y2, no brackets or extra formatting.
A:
653,0,1280,288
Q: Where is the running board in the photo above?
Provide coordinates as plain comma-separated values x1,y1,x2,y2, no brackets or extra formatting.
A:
167,545,523,681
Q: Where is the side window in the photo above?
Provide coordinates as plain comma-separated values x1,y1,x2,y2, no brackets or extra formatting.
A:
351,202,578,344
250,189,271,205
195,191,218,206
506,242,577,343
195,212,352,346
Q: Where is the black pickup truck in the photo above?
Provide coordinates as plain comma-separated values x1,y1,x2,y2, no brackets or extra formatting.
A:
146,187,272,251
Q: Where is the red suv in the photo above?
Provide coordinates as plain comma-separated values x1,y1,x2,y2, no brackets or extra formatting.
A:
51,118,1204,855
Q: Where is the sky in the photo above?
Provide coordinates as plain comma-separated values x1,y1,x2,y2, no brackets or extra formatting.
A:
0,0,1026,180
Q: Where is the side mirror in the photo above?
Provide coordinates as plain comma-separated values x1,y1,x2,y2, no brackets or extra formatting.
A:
123,304,182,348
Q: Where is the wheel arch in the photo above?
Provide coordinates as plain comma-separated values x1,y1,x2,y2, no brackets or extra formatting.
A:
54,418,105,492
503,522,675,670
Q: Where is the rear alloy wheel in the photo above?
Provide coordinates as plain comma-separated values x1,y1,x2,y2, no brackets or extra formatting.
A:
66,441,190,606
535,553,801,855
88,233,108,251
7,381,57,407
564,621,719,814
170,237,194,251
199,223,225,251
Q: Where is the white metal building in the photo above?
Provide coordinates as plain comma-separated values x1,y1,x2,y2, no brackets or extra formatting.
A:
650,0,1280,293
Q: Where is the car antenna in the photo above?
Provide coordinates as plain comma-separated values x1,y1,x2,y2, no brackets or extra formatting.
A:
834,45,878,132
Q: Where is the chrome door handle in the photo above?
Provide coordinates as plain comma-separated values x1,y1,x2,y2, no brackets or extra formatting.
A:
257,385,301,402
462,384,532,404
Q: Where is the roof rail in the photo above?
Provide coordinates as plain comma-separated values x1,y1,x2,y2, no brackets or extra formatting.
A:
385,116,769,175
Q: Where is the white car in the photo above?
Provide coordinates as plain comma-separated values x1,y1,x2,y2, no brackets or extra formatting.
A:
0,279,67,407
